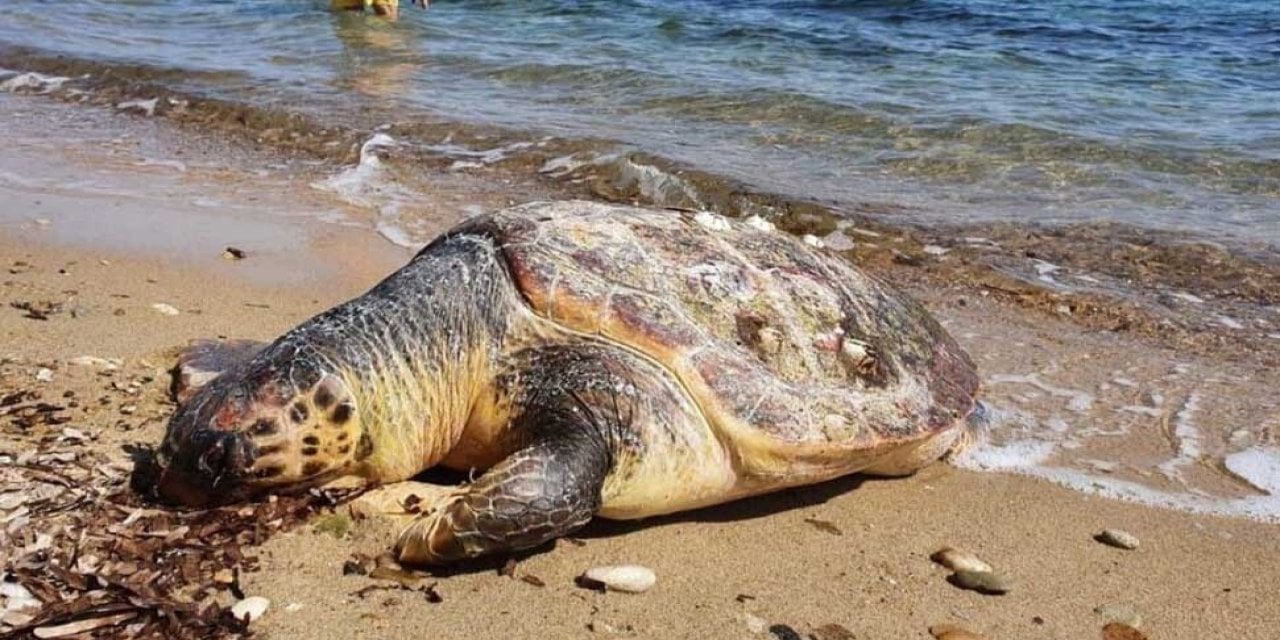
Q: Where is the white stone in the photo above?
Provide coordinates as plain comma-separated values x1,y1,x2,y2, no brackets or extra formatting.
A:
1097,529,1140,550
581,565,656,594
929,547,994,574
230,596,270,623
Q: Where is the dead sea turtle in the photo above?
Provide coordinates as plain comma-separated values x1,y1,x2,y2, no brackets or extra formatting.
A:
146,201,980,565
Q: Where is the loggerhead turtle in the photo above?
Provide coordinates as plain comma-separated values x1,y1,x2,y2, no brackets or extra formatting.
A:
145,201,980,565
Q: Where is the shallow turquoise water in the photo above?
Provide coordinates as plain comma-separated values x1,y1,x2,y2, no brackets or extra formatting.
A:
2,0,1278,238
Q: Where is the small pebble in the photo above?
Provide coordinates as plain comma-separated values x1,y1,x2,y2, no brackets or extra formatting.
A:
929,547,993,574
580,565,655,594
34,368,54,382
929,623,986,640
1096,529,1140,550
150,303,180,316
810,623,857,640
230,596,269,623
947,570,1011,595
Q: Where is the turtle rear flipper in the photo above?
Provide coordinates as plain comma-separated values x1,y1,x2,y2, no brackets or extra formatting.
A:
171,339,266,405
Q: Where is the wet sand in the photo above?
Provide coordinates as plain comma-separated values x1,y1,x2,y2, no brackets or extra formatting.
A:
1,92,1278,639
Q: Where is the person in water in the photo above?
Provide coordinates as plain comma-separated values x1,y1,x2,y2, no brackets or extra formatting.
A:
331,0,427,21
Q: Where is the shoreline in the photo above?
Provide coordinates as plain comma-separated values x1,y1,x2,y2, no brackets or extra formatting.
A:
0,72,1278,639
4,49,1280,369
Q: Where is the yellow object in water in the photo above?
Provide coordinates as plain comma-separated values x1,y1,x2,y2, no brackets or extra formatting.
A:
330,0,428,20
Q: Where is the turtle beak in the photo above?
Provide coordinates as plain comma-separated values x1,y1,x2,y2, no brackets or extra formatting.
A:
151,427,258,508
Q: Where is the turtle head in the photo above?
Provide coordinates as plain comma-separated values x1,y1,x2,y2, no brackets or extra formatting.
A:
151,362,368,507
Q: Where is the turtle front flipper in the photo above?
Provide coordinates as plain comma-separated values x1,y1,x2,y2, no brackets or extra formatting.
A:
393,345,650,566
393,425,609,565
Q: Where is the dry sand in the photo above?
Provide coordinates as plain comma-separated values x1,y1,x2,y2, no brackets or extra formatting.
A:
1,93,1277,640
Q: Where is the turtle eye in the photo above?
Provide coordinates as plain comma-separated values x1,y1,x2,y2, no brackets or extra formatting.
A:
196,438,226,475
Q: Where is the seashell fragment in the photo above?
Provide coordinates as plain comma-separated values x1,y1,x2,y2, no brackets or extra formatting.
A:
579,565,656,594
930,547,994,574
230,596,270,623
150,303,180,316
68,356,121,369
947,570,1011,595
1096,529,1140,550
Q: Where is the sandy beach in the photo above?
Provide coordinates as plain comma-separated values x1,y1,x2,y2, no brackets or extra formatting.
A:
2,85,1278,640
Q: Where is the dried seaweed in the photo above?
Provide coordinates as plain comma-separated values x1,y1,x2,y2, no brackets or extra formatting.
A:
9,301,64,321
803,517,843,536
2,436,359,639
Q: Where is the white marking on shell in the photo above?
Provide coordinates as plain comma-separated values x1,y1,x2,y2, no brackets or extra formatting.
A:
744,215,776,232
822,413,852,439
840,338,874,368
685,262,754,301
693,210,731,231
757,326,782,354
